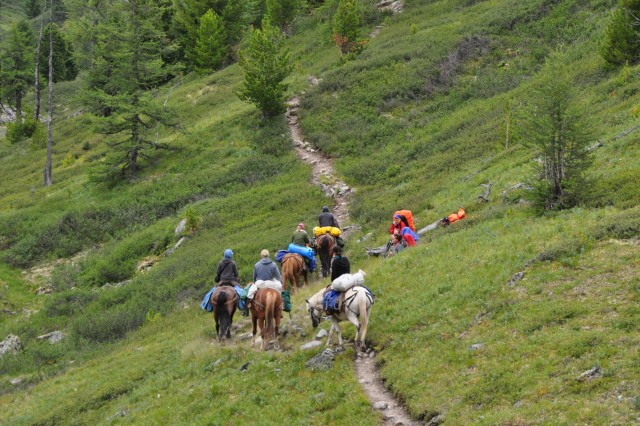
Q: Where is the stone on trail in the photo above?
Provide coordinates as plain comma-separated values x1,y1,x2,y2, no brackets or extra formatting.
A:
315,329,328,339
174,218,187,235
373,401,389,410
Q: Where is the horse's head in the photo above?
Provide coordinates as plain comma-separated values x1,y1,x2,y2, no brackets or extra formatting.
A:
305,299,322,328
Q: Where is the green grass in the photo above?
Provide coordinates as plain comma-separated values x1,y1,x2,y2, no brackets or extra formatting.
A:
1,0,639,423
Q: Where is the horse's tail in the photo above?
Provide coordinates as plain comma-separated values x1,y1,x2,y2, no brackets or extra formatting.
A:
358,289,369,347
265,290,276,341
217,290,231,337
318,236,332,277
281,260,291,291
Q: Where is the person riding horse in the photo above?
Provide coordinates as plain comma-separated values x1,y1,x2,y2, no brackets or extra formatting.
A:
247,249,291,313
291,223,313,271
213,248,245,309
318,206,344,247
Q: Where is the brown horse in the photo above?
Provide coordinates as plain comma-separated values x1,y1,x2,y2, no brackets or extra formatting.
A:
210,285,239,342
250,288,283,351
316,234,335,278
281,253,308,292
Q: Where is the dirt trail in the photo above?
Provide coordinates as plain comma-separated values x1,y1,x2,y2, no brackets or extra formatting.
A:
285,97,418,426
286,97,352,227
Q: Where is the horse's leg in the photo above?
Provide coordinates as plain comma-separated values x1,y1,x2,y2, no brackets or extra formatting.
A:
251,314,258,346
215,314,221,342
326,320,336,346
346,310,363,350
333,317,344,346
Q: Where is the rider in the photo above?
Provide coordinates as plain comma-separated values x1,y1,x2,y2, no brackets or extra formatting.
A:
330,245,350,282
389,233,408,256
318,206,344,247
291,223,313,272
251,249,291,313
201,248,245,313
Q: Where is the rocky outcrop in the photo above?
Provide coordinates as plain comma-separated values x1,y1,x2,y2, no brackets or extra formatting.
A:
0,334,22,356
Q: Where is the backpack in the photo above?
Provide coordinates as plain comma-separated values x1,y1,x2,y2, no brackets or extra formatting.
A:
393,210,416,231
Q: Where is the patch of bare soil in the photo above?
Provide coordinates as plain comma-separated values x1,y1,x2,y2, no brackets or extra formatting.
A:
286,96,418,425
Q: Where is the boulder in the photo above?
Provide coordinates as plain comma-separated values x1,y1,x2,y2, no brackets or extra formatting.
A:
0,334,22,356
300,340,322,351
305,348,336,371
175,218,187,235
36,331,64,344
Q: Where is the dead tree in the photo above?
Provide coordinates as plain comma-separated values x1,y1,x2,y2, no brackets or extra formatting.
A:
34,0,47,120
44,0,53,187
477,180,492,202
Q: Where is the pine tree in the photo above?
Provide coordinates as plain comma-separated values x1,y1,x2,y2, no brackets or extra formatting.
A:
332,0,363,55
0,20,35,120
85,0,179,179
25,0,41,19
237,19,293,119
602,0,640,65
517,56,593,211
265,0,301,35
193,9,227,73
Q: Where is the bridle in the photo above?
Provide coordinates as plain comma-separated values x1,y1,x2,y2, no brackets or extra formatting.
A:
307,302,321,328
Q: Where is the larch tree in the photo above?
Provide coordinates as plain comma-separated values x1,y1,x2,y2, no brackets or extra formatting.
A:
601,0,640,65
0,20,35,121
193,9,227,74
237,18,293,119
85,0,179,180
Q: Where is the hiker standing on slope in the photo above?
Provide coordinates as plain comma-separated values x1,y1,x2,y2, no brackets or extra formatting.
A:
330,245,350,282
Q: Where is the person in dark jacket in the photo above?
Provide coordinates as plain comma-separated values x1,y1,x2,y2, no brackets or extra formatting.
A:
330,245,350,282
215,248,239,285
319,206,340,228
253,249,282,282
318,206,345,247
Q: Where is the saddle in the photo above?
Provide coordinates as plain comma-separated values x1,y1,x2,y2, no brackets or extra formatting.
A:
283,253,306,271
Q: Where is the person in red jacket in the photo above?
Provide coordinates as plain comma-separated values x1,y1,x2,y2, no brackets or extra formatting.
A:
389,214,407,235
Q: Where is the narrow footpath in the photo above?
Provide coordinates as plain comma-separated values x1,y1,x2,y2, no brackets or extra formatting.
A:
285,97,418,426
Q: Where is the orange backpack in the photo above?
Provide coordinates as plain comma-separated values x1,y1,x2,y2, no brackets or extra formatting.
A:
393,210,416,231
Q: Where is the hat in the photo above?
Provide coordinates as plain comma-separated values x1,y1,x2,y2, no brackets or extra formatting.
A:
260,249,269,258
224,248,233,259
298,223,305,229
394,214,401,219
322,206,329,212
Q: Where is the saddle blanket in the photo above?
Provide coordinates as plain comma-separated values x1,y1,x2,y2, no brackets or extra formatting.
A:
331,269,366,292
323,290,343,312
200,285,245,312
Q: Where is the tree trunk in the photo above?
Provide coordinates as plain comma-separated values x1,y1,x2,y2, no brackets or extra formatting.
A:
44,0,54,187
34,0,46,120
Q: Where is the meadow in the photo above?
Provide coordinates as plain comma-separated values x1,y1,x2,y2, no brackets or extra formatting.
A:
1,0,639,423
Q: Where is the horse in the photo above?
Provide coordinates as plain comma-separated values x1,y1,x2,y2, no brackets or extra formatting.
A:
281,253,308,292
250,288,283,351
315,234,335,278
210,285,239,342
306,285,373,351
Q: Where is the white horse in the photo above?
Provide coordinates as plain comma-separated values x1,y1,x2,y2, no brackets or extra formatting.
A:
306,286,373,351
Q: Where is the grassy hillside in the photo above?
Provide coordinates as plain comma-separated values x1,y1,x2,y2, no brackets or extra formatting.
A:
1,0,639,424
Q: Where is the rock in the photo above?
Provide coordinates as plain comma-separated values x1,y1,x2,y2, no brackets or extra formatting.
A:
0,334,22,356
377,0,404,14
308,76,321,86
508,271,525,286
238,333,253,341
368,351,375,358
315,329,328,339
373,401,389,410
9,377,23,386
426,414,445,425
164,236,187,256
469,343,484,350
36,331,64,344
35,286,52,295
305,348,336,371
300,340,322,350
514,400,523,408
577,367,603,382
136,256,158,273
175,218,187,235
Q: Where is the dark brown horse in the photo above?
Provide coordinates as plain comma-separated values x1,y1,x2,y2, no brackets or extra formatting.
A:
281,253,308,292
316,234,335,278
250,288,283,351
210,285,239,342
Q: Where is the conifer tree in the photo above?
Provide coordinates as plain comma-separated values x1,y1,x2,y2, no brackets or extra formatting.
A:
332,0,363,55
85,0,178,179
0,20,35,121
193,9,227,73
601,0,640,65
517,57,593,211
237,19,293,119
265,0,301,35
40,23,78,82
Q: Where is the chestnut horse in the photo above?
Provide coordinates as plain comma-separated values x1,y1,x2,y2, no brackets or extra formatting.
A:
210,285,239,342
306,285,373,351
316,234,335,278
250,288,283,351
281,253,308,292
